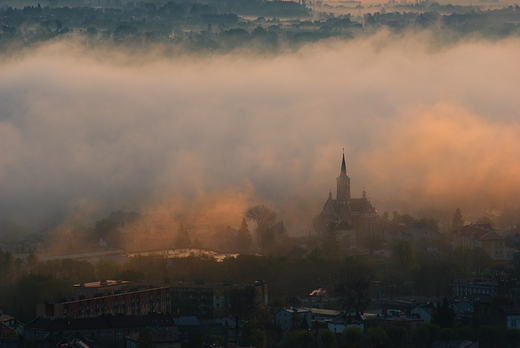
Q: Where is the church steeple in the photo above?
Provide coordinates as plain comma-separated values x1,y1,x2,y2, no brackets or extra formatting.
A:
340,153,347,176
336,151,351,201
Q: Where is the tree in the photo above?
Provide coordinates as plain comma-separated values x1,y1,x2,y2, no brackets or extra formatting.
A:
380,211,391,228
364,232,383,254
364,326,388,348
413,252,456,296
342,326,364,345
412,324,440,348
319,329,336,348
92,218,121,248
202,334,224,346
392,211,416,225
175,223,191,249
438,328,454,342
419,216,439,232
322,224,340,259
335,255,374,314
471,247,493,277
479,324,503,348
192,238,202,249
387,326,407,347
451,207,463,231
245,205,277,244
86,26,97,36
505,328,520,348
235,218,253,252
454,326,475,341
280,330,313,348
274,220,287,239
182,334,203,348
138,328,156,348
225,286,259,320
451,245,473,279
3,274,71,322
389,241,416,285
260,227,277,250
312,212,327,234
240,323,266,348
432,297,455,329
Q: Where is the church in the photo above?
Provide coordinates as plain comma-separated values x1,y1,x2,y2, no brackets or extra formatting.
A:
322,153,378,235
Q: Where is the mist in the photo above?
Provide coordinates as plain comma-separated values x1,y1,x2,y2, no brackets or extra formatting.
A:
1,29,519,236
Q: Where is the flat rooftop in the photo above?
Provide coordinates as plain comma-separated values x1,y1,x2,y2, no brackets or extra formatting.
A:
73,280,132,288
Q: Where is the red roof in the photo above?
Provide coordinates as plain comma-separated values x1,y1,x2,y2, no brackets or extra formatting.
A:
454,225,492,240
479,231,504,241
499,305,520,314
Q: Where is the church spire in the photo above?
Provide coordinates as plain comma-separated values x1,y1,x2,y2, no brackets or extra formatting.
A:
341,151,347,176
336,150,351,201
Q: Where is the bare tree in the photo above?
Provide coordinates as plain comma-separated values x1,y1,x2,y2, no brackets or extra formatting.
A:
335,255,374,314
245,205,277,244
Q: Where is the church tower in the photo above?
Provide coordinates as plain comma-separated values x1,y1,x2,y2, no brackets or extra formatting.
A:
336,153,350,202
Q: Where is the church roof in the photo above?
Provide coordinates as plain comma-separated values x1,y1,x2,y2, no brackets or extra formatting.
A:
328,221,355,231
337,153,348,179
350,198,374,213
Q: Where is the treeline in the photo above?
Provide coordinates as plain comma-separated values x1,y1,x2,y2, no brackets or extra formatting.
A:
2,3,520,56
281,322,520,348
0,237,504,324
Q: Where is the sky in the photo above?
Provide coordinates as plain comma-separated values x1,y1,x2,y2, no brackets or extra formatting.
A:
1,29,520,235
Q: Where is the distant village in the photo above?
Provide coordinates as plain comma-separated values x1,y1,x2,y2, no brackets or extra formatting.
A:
2,154,520,348
1,0,520,54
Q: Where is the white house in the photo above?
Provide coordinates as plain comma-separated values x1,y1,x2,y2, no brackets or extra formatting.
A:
275,308,312,331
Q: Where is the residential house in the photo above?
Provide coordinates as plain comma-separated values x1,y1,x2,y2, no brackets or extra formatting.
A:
275,308,312,331
411,303,437,323
378,314,423,329
308,308,340,323
451,300,474,325
172,316,200,341
400,224,441,252
489,305,520,331
327,314,364,334
452,224,514,265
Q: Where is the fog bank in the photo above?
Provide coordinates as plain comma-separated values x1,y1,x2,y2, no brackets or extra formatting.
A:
1,31,519,235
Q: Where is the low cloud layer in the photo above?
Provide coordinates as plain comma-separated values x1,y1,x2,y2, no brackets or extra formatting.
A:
1,30,520,235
